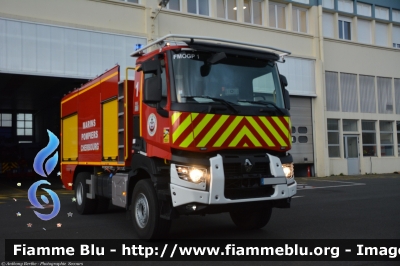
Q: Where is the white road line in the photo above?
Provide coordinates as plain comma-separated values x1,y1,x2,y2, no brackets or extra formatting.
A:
297,183,366,190
309,180,363,184
292,196,304,198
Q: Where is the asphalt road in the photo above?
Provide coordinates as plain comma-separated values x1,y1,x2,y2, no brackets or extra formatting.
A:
1,174,399,265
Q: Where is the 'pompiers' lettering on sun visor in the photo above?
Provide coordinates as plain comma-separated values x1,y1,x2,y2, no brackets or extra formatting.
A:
173,53,198,59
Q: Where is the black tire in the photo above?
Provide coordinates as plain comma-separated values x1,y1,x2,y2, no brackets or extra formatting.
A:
75,172,98,214
131,179,171,239
230,208,272,230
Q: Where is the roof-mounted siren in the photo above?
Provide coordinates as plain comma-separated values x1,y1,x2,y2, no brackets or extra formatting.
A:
278,52,290,63
135,44,143,51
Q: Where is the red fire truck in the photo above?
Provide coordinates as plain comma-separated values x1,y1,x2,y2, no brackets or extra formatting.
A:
60,34,297,239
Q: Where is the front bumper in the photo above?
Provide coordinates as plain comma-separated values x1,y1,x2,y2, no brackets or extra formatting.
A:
170,154,297,207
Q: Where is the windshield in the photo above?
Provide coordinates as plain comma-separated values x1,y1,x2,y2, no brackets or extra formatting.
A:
171,50,285,108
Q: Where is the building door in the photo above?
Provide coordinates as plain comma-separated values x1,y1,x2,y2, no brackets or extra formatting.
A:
343,135,359,175
290,97,313,164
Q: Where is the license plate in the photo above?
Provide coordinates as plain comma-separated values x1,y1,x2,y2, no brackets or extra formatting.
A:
260,177,286,185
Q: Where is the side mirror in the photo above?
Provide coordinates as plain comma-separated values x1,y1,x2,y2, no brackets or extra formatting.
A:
143,76,162,103
279,74,288,87
139,59,161,74
283,88,290,110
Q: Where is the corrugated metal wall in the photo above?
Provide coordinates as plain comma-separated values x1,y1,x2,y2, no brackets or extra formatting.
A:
290,97,314,164
0,18,146,80
278,57,316,97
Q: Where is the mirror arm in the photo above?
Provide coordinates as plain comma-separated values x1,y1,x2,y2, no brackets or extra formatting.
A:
156,103,169,118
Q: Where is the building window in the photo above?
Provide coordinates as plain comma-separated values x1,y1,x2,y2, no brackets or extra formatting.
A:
17,113,33,136
292,0,309,4
357,2,371,17
292,6,308,33
338,17,352,40
362,121,376,156
377,77,393,114
298,127,307,133
397,122,400,155
357,19,371,44
375,6,389,20
187,0,209,16
0,113,12,127
323,12,334,37
0,113,12,139
375,22,388,47
338,0,354,14
167,0,180,11
395,79,400,114
393,9,400,23
299,136,308,143
325,71,340,111
269,2,286,29
393,26,400,48
340,73,358,112
322,0,334,9
380,121,394,156
343,120,357,132
0,113,12,135
244,0,262,25
359,75,376,113
217,0,237,20
327,119,340,157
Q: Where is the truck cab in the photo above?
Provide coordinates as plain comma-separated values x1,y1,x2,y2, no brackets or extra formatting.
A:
60,35,296,239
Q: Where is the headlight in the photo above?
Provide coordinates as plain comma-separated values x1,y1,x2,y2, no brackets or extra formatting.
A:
176,165,207,184
282,163,294,179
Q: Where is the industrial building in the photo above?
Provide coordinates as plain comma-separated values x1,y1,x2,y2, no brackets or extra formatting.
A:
0,0,399,177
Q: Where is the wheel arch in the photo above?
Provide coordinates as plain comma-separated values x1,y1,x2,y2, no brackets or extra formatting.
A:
71,165,96,190
126,154,170,209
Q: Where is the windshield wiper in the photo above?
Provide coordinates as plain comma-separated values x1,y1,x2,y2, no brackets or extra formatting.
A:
182,96,238,114
237,100,285,115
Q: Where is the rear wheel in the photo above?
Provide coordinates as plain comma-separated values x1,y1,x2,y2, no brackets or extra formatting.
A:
230,208,272,230
131,179,171,239
75,172,98,214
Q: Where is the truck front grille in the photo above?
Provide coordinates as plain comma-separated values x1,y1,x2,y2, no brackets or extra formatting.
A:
223,162,275,200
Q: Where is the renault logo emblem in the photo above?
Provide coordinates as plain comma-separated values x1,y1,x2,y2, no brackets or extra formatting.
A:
244,159,253,172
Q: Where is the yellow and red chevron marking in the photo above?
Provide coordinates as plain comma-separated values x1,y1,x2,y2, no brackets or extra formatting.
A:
1,162,19,173
171,112,291,150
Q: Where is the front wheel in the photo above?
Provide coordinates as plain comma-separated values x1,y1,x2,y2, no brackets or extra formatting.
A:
131,179,171,239
230,208,272,230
